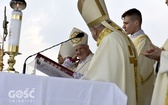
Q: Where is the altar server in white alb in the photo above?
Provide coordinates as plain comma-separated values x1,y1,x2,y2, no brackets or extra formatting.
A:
122,8,155,105
70,27,93,79
141,39,168,105
77,0,143,105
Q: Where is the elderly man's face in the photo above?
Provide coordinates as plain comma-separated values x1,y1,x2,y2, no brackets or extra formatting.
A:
74,44,90,61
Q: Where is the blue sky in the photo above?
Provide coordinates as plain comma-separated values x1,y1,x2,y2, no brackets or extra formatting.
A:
0,0,168,73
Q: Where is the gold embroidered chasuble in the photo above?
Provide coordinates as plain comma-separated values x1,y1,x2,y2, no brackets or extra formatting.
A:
131,35,155,105
81,25,142,105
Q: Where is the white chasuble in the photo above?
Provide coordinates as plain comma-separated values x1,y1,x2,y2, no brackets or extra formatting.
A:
75,53,93,76
81,31,141,105
151,51,168,105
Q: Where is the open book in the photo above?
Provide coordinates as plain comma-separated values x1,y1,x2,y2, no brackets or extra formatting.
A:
34,53,74,78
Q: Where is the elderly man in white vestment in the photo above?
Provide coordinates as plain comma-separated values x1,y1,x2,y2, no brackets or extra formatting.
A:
122,8,155,105
141,41,168,105
70,27,93,79
77,0,143,105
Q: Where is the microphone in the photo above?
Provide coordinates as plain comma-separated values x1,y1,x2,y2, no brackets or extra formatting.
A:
74,32,84,38
22,32,84,74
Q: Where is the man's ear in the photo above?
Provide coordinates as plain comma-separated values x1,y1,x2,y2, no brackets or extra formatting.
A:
134,20,139,26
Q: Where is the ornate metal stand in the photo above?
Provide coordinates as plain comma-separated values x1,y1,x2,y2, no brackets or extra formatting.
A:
0,6,8,71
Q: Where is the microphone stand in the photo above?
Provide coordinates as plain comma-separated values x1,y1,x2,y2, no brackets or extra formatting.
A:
23,37,76,74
